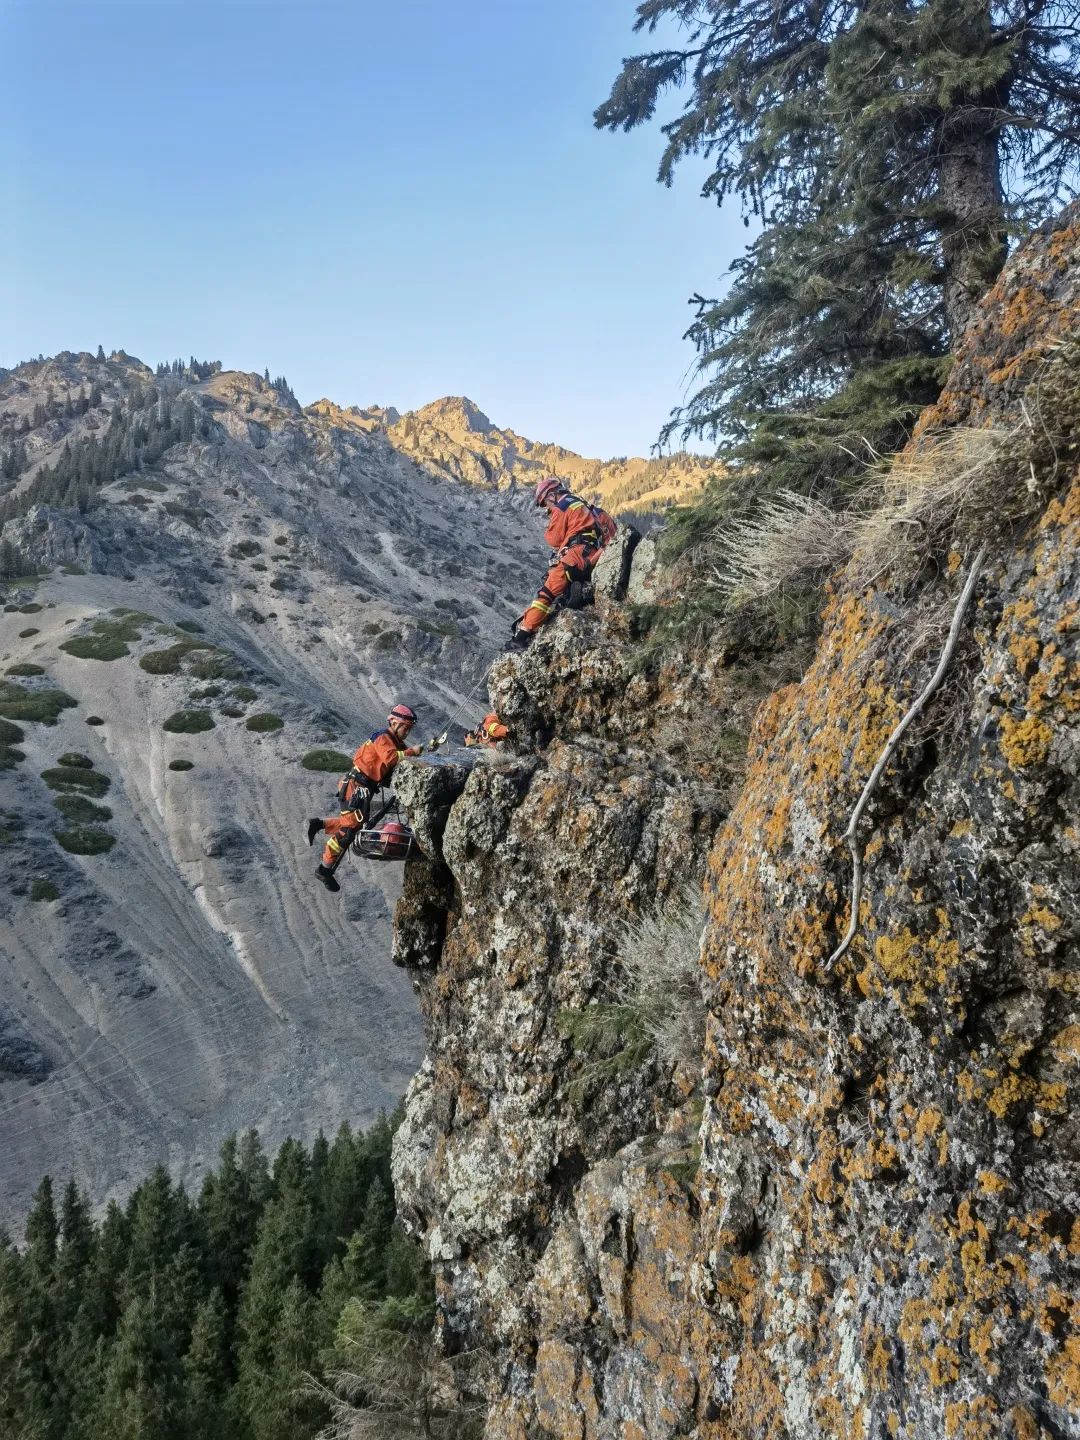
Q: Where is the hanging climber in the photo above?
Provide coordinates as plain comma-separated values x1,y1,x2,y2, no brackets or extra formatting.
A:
307,703,423,892
464,711,509,747
508,477,616,651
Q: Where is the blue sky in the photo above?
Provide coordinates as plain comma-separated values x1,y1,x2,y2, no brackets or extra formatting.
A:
1,1,747,457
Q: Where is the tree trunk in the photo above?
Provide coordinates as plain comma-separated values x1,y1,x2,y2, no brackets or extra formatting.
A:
935,0,1008,341
938,108,1007,341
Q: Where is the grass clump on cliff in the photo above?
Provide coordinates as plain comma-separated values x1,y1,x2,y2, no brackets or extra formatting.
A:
301,749,351,772
6,663,45,677
60,611,156,662
0,681,77,726
245,712,283,733
53,794,112,823
162,709,216,734
55,826,115,856
558,888,707,1099
139,639,214,674
30,878,60,902
41,767,111,797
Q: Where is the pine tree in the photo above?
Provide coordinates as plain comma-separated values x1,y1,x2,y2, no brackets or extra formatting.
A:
597,0,1080,473
95,346,105,363
182,1290,230,1440
88,1294,184,1440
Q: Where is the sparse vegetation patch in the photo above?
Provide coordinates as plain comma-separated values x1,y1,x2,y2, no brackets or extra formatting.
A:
246,712,283,733
0,682,77,726
41,767,111,797
58,752,94,769
53,794,112,823
56,826,115,856
162,709,216,734
301,749,351,772
5,663,44,676
138,639,213,674
30,878,60,901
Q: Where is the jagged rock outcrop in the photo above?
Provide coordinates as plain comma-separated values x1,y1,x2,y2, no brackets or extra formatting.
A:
391,207,1080,1437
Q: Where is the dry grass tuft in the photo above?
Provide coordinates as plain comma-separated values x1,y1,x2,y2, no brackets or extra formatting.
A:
707,489,859,603
619,888,708,1071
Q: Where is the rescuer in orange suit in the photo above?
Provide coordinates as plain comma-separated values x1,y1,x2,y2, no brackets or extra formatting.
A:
464,712,509,747
508,477,615,651
307,703,422,892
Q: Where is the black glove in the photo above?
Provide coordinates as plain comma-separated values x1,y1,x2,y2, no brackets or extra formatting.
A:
505,627,534,653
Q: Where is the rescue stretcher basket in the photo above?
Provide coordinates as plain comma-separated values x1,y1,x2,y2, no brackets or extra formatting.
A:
351,820,417,862
345,786,418,863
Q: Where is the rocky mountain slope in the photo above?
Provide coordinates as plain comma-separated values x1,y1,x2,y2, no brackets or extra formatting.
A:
0,352,609,1225
309,393,717,514
387,208,1080,1436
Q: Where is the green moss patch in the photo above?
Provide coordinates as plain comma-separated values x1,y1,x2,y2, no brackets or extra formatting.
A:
6,663,45,677
30,879,60,901
60,564,87,576
18,603,42,614
53,794,112,823
162,709,216,734
0,746,25,770
229,539,262,559
168,759,194,772
176,619,205,633
56,827,115,856
41,766,111,797
0,682,77,726
232,685,258,702
219,705,245,718
301,749,351,771
0,719,25,745
58,752,94,769
245,713,283,733
18,628,39,639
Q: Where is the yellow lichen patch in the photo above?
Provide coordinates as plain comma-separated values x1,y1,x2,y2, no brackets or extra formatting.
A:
1050,1024,1080,1064
977,1170,1010,1196
944,1394,1001,1440
1046,1334,1080,1413
998,713,1053,768
930,1344,961,1386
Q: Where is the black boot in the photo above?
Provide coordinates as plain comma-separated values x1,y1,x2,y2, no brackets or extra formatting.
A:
307,817,322,847
315,864,340,893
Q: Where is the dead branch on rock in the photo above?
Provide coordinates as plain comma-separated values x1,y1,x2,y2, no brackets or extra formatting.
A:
825,544,987,971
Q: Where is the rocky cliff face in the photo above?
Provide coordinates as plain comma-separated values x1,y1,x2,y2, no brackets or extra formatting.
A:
390,209,1080,1437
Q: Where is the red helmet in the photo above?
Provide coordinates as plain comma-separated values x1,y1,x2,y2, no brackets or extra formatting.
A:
534,476,564,508
377,820,411,858
388,703,417,727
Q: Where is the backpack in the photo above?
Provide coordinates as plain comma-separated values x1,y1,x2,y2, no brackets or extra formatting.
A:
590,504,617,548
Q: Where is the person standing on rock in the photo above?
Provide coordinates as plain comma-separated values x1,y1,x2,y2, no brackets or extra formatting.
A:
507,477,616,651
307,704,423,892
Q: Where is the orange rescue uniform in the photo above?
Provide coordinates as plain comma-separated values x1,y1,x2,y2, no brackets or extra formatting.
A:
466,712,509,747
321,729,420,869
520,492,610,633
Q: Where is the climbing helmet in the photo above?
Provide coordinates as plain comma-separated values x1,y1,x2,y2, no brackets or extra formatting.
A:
534,476,564,508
